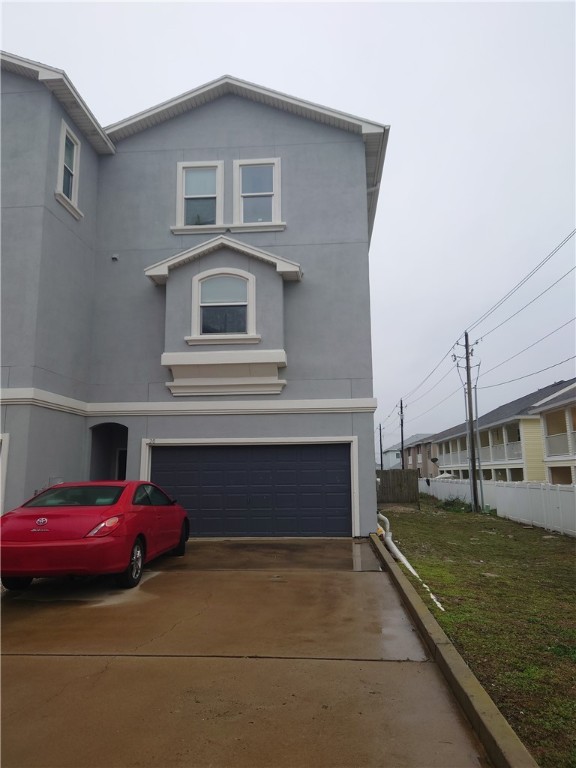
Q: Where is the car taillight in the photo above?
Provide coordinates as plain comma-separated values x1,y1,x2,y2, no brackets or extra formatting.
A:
86,516,123,538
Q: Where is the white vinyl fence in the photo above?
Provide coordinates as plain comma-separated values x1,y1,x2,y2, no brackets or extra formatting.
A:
419,478,576,537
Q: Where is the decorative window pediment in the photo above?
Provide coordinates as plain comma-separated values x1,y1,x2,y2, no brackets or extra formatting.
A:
145,235,302,285
145,237,301,397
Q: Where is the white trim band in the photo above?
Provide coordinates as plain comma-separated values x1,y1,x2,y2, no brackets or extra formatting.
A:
1,388,377,416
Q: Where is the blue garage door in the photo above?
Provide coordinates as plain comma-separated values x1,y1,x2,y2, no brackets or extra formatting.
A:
150,444,352,537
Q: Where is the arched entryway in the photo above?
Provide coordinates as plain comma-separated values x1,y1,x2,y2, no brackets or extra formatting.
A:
90,423,128,480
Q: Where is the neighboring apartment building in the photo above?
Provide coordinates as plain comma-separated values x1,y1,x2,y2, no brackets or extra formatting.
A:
528,381,576,484
1,52,390,535
402,433,437,478
429,378,576,483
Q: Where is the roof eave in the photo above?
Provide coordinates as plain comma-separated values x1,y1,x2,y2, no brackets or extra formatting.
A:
1,51,115,155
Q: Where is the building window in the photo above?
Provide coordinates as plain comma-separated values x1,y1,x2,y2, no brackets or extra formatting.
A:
186,268,260,345
55,121,83,220
175,162,223,231
233,158,281,227
201,275,247,334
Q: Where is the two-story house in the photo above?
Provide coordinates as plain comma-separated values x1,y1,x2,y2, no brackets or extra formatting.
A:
528,381,576,484
1,52,389,536
430,378,576,483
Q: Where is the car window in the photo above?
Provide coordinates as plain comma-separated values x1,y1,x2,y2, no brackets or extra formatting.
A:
133,486,152,506
146,485,173,506
24,486,124,507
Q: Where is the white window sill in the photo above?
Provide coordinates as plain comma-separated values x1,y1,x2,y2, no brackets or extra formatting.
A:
171,225,228,235
54,191,84,221
229,223,286,233
185,334,261,346
171,223,286,235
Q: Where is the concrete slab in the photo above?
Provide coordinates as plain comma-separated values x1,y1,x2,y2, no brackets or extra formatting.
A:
2,656,488,768
1,539,490,768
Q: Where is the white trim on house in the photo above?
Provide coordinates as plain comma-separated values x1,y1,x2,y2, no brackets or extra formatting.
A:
1,388,377,417
160,349,288,396
145,235,302,285
139,435,361,537
233,158,282,228
0,433,10,514
55,120,84,220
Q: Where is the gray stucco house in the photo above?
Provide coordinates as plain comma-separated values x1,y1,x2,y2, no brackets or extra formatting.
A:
1,51,389,537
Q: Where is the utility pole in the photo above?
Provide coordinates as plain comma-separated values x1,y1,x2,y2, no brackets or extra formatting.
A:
464,332,480,512
400,399,405,469
379,424,383,473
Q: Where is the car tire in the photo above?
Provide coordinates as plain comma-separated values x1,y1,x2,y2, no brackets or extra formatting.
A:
172,520,189,556
1,576,33,591
116,537,144,589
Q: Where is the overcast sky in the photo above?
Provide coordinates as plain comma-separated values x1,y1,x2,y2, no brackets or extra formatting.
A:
2,1,575,452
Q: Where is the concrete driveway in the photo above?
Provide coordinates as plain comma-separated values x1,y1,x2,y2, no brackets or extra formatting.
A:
1,539,489,768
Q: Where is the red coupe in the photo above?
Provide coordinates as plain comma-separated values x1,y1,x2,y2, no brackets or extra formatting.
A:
0,481,189,591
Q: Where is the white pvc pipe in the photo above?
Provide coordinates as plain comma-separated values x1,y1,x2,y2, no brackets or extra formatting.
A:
377,513,445,612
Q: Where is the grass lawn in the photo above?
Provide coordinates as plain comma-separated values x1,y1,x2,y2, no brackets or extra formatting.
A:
379,495,576,768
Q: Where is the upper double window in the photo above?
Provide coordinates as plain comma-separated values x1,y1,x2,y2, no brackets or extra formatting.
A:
55,121,83,220
176,161,223,229
173,158,282,233
233,159,281,225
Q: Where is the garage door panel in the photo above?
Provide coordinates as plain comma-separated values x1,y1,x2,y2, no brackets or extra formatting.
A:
150,444,352,537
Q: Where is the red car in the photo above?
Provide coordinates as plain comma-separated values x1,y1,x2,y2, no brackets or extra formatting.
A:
0,481,189,591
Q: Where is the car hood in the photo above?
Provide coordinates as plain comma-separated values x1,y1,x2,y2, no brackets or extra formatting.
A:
0,506,119,542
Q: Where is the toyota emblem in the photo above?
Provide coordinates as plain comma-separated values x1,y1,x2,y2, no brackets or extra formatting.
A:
35,517,48,526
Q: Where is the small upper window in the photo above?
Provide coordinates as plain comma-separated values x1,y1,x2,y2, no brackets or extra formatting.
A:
200,275,248,334
55,121,83,220
233,159,281,226
175,162,223,230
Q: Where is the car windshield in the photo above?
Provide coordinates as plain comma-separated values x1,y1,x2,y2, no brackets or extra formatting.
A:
23,486,125,507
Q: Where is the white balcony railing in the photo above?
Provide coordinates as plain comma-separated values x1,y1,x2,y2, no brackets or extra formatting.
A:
491,444,506,462
480,446,491,462
546,433,570,457
506,441,523,459
439,453,452,466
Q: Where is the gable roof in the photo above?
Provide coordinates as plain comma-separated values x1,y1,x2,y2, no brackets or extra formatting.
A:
0,51,115,154
105,75,389,240
145,235,303,285
383,434,431,452
429,378,576,443
528,381,576,414
2,53,388,239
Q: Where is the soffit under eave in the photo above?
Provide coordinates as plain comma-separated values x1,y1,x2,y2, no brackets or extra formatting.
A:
145,236,303,285
1,54,115,154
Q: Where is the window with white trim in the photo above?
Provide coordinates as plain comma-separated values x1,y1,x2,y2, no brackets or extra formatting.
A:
55,121,83,219
174,162,224,230
233,158,281,226
201,275,247,334
186,268,260,345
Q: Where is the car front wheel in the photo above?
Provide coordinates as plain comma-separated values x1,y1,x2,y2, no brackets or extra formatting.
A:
1,576,33,591
116,537,144,589
172,520,189,556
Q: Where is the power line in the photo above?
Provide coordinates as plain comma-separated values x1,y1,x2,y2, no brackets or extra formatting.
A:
401,341,459,402
466,229,576,335
476,266,576,342
480,317,575,378
404,384,462,424
478,356,576,390
404,364,456,406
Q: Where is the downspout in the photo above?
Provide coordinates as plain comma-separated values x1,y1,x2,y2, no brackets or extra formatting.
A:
377,513,445,611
